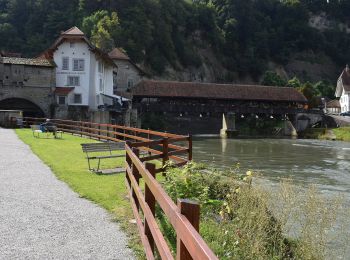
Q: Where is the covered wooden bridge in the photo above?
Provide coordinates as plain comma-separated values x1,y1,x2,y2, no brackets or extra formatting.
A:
131,80,308,134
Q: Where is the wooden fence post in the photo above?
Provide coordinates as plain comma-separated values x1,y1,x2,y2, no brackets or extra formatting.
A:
125,141,132,186
188,135,193,161
162,137,169,165
145,163,156,253
176,199,200,260
162,137,169,176
132,147,140,210
148,128,152,156
80,121,83,137
98,124,101,140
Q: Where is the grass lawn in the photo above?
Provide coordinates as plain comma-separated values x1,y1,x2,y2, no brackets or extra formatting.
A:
16,129,144,257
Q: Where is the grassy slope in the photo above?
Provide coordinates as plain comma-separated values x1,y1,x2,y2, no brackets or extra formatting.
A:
301,127,350,142
15,129,144,257
332,127,350,141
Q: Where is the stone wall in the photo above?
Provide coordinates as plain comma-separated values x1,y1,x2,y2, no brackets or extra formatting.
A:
0,63,55,116
113,60,142,92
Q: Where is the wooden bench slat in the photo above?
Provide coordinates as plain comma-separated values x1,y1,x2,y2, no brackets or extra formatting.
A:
87,155,124,159
81,142,125,172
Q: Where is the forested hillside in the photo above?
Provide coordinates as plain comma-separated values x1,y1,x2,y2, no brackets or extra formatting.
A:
1,0,350,84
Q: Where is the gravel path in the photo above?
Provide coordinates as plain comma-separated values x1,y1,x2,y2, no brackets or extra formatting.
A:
0,128,134,260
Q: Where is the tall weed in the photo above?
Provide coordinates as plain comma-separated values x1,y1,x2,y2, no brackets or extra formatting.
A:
162,162,348,259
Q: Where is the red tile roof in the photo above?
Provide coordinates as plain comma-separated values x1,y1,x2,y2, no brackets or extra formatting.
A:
54,87,74,95
108,48,146,75
132,80,308,102
109,48,130,60
61,26,84,36
327,99,341,108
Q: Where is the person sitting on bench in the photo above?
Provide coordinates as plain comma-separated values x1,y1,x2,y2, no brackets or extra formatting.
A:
40,119,57,137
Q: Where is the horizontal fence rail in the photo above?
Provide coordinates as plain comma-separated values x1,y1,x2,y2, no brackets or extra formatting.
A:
24,117,217,259
24,117,192,172
126,143,218,260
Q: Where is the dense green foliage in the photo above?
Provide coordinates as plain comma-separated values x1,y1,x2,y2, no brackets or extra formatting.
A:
0,0,349,77
260,71,335,105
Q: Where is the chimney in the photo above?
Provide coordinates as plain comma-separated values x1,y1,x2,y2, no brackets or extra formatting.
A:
346,64,349,72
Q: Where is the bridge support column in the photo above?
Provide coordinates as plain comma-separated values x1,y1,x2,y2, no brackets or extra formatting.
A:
284,119,298,137
220,113,239,138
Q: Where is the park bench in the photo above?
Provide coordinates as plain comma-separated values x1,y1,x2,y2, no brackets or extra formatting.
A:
81,142,125,173
30,125,62,139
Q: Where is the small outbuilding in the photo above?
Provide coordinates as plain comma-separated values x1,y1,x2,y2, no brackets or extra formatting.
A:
326,100,341,114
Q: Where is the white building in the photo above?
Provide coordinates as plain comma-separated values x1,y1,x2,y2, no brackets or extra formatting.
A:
108,48,144,93
335,65,350,113
42,27,119,121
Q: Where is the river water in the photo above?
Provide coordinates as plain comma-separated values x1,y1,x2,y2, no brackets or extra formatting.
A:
193,137,350,257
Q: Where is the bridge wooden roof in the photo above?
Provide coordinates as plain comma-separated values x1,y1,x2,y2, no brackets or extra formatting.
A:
132,80,308,103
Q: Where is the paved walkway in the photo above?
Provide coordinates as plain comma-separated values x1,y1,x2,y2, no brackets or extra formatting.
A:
0,128,134,260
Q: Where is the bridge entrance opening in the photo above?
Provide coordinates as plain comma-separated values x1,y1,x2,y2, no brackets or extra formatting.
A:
0,98,45,117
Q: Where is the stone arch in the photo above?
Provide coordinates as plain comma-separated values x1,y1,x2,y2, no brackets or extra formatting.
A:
0,98,45,117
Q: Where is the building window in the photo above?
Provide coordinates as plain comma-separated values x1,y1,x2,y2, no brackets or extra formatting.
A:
67,76,80,86
73,59,84,71
98,61,103,73
62,57,69,70
70,42,75,48
58,96,66,105
74,94,82,104
99,78,104,92
127,79,134,89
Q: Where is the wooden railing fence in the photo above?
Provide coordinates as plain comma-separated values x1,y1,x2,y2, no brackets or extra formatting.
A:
126,143,218,260
24,117,217,259
24,117,191,172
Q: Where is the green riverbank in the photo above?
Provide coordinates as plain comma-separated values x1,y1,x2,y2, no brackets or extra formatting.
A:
301,127,350,142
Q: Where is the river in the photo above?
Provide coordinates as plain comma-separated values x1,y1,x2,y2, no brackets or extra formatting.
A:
193,137,350,258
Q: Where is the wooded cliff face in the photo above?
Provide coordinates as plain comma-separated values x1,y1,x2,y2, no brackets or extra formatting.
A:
0,0,349,83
